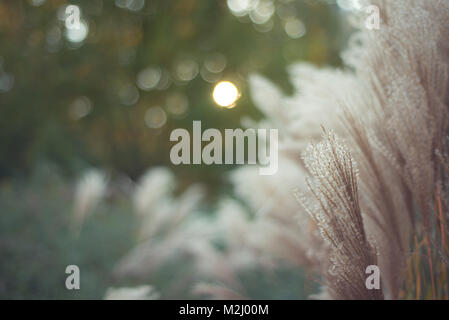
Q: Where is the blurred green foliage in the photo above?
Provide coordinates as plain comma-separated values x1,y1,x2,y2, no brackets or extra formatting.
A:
0,0,346,185
0,165,136,299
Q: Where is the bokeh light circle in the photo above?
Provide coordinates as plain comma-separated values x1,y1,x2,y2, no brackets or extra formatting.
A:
212,81,240,108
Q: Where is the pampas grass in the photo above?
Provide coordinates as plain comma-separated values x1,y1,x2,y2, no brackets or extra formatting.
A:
300,129,383,300
70,0,449,300
72,169,107,232
232,0,449,300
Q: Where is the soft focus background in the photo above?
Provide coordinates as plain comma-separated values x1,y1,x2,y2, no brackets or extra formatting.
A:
0,0,355,299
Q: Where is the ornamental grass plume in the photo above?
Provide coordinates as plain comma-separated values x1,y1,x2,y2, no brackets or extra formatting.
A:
230,0,449,300
104,285,160,300
300,129,383,300
72,169,107,232
112,169,265,297
335,0,449,299
113,167,208,279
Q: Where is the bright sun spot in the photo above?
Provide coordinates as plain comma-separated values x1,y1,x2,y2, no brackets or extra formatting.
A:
212,81,240,108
